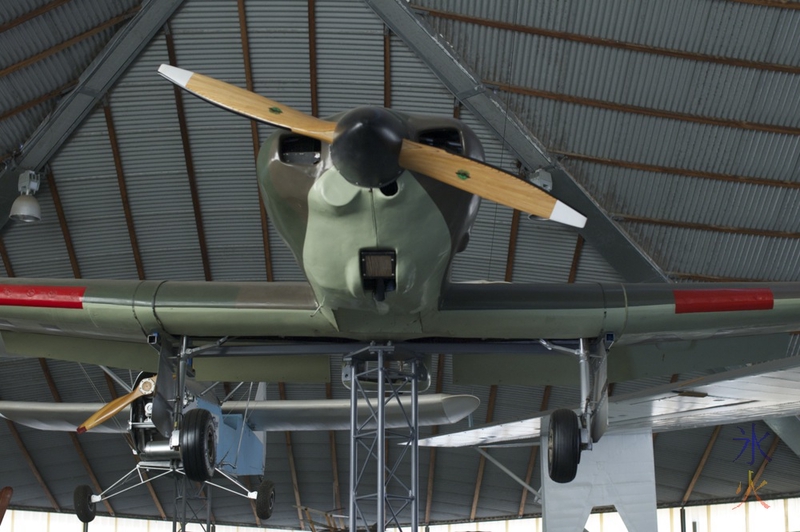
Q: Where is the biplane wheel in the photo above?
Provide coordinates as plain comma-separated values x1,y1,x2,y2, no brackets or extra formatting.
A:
73,484,96,523
256,479,276,520
548,408,581,484
181,408,216,482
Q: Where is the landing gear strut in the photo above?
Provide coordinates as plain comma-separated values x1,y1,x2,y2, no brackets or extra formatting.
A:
541,337,610,483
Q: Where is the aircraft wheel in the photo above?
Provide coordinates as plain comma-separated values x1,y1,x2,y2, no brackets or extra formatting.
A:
73,484,96,523
181,409,216,482
548,408,581,484
256,479,276,520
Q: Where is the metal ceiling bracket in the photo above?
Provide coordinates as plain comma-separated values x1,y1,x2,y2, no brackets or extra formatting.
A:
0,0,188,231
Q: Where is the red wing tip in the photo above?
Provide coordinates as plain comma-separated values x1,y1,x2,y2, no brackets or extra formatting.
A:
76,426,87,435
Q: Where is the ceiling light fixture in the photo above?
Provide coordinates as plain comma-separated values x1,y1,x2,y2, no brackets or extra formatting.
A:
9,170,42,223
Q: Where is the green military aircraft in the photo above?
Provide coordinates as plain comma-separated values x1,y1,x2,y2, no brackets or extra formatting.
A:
1,64,800,515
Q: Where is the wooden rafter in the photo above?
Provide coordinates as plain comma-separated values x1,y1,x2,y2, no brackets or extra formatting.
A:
489,80,800,137
45,169,81,278
0,81,77,122
681,425,722,505
504,209,521,282
279,382,305,529
326,382,343,524
383,27,392,108
518,385,551,515
728,0,800,9
38,359,115,516
414,5,800,75
165,26,213,281
469,384,498,520
0,7,140,78
0,0,73,33
308,0,319,117
567,235,584,284
102,102,145,280
0,236,15,278
552,149,800,191
0,395,59,511
237,0,274,282
668,271,762,283
423,354,447,524
615,213,800,241
738,434,781,504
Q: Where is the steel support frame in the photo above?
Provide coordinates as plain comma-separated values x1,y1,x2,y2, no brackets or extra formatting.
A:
347,344,421,532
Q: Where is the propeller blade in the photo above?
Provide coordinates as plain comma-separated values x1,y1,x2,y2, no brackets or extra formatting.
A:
158,65,585,227
77,376,157,434
158,64,336,143
399,140,586,228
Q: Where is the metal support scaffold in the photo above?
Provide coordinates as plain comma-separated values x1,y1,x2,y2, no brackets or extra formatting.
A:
346,344,424,532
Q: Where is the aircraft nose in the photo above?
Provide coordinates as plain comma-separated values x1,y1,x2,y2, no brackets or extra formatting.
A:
330,106,408,189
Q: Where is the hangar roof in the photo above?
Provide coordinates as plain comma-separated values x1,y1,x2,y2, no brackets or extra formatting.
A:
1,0,800,528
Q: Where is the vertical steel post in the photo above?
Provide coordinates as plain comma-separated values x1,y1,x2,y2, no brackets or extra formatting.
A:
411,357,419,532
349,358,358,532
376,348,386,532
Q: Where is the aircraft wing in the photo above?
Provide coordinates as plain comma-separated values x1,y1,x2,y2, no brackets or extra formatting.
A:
1,279,800,382
0,393,479,434
418,356,800,448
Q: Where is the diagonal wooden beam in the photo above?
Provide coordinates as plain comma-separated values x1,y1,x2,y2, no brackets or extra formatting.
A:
490,80,800,137
567,234,585,284
681,425,722,505
45,169,81,278
738,434,781,504
237,0,274,282
0,390,59,511
308,0,319,117
615,213,800,241
165,25,213,281
0,81,77,122
517,385,551,515
728,0,800,9
103,102,145,279
0,7,140,78
38,358,115,516
383,27,392,108
469,384,497,520
279,382,305,529
0,236,15,277
552,149,800,191
424,354,446,524
326,382,343,523
0,0,73,33
414,5,800,75
504,209,521,282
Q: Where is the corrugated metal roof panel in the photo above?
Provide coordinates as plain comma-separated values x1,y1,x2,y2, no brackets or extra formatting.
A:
389,34,454,116
47,108,140,279
511,217,579,283
315,1,385,115
104,36,206,281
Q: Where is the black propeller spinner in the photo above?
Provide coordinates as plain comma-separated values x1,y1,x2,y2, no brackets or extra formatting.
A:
330,106,409,189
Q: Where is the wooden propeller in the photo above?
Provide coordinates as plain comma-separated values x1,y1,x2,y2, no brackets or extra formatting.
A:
77,376,157,434
158,64,586,228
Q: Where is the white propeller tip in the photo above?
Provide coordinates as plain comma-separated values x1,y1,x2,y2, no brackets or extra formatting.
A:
550,201,587,228
158,64,193,88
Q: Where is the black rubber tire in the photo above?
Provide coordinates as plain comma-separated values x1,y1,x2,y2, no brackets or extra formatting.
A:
73,484,96,523
181,408,216,482
548,408,581,484
256,479,276,520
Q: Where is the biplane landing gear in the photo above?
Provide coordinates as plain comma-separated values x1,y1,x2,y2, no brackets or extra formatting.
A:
548,408,581,483
256,479,276,520
73,484,96,523
181,408,217,482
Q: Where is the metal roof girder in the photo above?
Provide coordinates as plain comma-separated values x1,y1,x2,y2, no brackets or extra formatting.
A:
0,0,188,231
364,0,667,283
